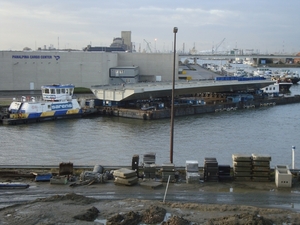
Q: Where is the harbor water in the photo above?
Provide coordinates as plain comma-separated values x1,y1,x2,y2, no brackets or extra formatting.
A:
1,67,300,168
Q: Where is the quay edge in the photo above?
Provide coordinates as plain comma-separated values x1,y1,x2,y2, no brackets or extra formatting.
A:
96,95,300,120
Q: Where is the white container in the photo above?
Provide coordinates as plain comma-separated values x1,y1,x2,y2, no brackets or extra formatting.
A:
275,165,292,188
186,160,199,172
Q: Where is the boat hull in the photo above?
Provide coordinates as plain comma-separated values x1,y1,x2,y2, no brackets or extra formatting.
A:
2,113,83,125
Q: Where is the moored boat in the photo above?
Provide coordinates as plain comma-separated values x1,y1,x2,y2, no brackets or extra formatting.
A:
253,67,273,77
1,84,84,125
262,79,292,95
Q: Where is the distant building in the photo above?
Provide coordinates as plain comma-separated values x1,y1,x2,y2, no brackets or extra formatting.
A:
294,52,300,64
84,31,132,52
121,31,132,51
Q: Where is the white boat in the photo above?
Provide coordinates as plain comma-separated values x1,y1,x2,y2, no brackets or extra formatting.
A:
274,69,300,84
261,80,292,96
253,68,273,77
233,69,248,77
2,84,83,125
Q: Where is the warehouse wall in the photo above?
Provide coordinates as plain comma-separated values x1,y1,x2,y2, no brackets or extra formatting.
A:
0,51,177,91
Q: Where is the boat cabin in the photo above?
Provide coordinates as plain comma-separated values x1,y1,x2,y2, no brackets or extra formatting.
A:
41,84,74,101
261,83,280,97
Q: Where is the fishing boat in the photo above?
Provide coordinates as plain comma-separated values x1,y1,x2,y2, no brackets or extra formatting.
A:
2,84,84,125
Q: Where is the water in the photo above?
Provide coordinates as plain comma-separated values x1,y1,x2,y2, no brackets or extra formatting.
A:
1,80,300,168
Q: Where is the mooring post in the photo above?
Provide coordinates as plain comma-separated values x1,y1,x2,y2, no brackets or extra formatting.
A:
292,146,295,169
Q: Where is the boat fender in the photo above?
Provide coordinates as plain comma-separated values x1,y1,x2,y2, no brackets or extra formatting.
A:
143,113,147,120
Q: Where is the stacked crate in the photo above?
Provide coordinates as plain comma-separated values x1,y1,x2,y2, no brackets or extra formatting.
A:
232,154,252,181
143,163,157,179
186,160,200,183
218,165,232,181
252,154,271,182
143,152,156,178
204,158,219,182
113,168,138,186
161,163,175,182
143,152,156,165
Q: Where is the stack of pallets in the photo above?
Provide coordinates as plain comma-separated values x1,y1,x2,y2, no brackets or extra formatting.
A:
186,160,200,183
232,154,252,181
143,152,156,165
252,154,271,182
204,158,219,182
161,163,175,182
113,168,138,186
218,165,232,181
143,152,156,179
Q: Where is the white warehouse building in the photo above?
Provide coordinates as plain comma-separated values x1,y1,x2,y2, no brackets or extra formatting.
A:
0,51,177,91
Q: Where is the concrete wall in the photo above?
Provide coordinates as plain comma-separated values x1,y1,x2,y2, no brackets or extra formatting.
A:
0,51,177,91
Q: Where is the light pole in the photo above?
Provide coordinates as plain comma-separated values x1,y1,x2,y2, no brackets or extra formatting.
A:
170,27,178,164
233,48,238,75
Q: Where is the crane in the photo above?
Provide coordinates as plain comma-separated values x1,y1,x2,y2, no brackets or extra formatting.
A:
212,38,226,54
143,39,152,53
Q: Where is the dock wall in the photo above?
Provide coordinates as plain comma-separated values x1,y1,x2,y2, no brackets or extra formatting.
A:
97,95,300,120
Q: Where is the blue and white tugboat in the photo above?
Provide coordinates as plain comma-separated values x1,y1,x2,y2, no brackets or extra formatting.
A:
2,84,83,125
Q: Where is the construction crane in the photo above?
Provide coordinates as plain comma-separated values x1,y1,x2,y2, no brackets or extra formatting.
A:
212,38,226,54
143,39,152,53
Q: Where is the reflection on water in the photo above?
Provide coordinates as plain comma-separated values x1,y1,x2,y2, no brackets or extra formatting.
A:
1,85,300,167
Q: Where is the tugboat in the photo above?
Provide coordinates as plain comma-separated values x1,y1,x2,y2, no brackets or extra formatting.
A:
1,84,84,125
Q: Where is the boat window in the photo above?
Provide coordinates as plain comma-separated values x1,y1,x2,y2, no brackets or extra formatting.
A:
61,89,65,94
51,89,55,94
66,89,68,94
70,89,73,95
56,89,60,94
44,88,49,94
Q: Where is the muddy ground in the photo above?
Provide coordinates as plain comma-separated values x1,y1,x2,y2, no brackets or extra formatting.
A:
0,176,300,225
0,192,299,225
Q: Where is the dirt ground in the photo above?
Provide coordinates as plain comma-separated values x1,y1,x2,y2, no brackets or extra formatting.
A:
0,192,299,225
0,176,300,225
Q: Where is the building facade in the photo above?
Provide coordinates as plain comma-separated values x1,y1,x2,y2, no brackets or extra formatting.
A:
0,51,177,91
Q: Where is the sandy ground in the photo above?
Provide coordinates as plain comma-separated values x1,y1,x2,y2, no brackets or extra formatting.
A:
0,175,300,225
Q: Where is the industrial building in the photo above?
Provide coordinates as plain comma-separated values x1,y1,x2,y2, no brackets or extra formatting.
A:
0,50,175,91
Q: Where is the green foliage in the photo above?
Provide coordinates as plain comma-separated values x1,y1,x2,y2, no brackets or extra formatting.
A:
74,87,93,94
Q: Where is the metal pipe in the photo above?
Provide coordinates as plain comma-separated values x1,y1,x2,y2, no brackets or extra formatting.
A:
170,27,178,164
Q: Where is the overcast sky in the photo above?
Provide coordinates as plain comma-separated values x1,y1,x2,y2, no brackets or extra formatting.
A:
1,0,299,54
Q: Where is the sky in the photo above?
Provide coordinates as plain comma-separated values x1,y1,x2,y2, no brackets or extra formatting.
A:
1,0,299,54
